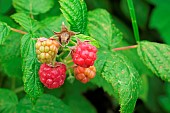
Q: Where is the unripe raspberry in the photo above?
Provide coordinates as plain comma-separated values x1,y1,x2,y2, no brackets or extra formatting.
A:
39,62,66,89
35,37,60,64
74,66,96,83
72,41,97,68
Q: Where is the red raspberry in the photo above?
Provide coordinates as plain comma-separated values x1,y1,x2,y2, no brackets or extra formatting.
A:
38,62,66,89
74,66,96,83
72,41,97,68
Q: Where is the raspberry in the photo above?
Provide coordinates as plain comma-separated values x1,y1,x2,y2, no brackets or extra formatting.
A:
35,37,60,64
74,66,96,83
72,41,97,68
38,62,66,89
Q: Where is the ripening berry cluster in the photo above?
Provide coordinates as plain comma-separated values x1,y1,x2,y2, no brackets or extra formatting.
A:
35,23,97,89
72,41,97,83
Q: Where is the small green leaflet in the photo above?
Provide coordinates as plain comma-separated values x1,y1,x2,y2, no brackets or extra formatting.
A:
93,49,141,113
137,41,170,81
21,34,43,100
11,13,39,33
71,34,99,48
88,9,122,49
0,21,10,45
0,89,18,113
12,0,54,15
16,94,72,113
59,0,87,33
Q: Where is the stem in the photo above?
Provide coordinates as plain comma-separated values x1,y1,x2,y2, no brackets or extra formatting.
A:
113,45,137,51
11,78,16,90
10,28,27,34
14,86,24,94
127,0,140,42
0,76,4,87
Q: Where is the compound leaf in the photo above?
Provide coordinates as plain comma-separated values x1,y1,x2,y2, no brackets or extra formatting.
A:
21,34,43,100
137,41,170,81
11,13,39,33
103,52,141,113
0,21,10,45
88,9,122,49
12,0,54,15
0,89,18,113
93,49,141,113
59,0,87,33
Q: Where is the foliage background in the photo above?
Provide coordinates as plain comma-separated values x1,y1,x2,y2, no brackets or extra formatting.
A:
0,0,170,113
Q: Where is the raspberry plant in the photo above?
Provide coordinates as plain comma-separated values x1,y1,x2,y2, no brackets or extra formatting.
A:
0,0,170,113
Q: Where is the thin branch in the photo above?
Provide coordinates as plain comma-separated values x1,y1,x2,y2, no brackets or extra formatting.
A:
10,28,27,34
14,86,24,94
113,45,137,51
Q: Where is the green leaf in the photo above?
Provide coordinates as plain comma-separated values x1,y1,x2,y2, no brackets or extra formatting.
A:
16,94,71,113
159,82,170,112
120,0,149,28
0,89,18,113
102,52,141,113
115,39,153,76
92,49,141,113
112,16,135,44
0,0,12,14
111,24,123,48
91,49,118,98
12,0,54,15
88,9,111,49
37,15,68,37
11,13,39,33
0,21,11,45
63,93,96,113
0,31,22,78
137,41,170,81
88,9,122,49
21,34,43,100
71,34,99,48
149,1,170,44
59,0,87,33
139,75,149,103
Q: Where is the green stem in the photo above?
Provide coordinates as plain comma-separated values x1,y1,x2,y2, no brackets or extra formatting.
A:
14,86,24,94
127,0,140,42
0,75,4,87
11,78,15,90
